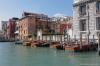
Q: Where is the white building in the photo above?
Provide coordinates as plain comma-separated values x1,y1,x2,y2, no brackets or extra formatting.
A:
73,0,100,41
0,30,4,40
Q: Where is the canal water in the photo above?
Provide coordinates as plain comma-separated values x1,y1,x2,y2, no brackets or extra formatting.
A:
0,42,100,66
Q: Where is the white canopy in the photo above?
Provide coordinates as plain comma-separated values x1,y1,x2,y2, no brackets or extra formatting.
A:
15,31,19,34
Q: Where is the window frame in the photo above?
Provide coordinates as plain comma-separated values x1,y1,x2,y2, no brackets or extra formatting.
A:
79,5,86,16
79,19,86,31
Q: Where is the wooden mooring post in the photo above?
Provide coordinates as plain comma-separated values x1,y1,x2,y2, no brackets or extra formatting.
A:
68,35,70,44
60,35,62,43
80,34,82,49
74,35,76,42
93,35,95,44
98,33,100,55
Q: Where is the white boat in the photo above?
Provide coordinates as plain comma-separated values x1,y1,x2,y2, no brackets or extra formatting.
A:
15,39,23,44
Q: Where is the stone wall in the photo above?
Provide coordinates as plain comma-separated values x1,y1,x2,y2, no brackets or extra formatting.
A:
73,1,98,40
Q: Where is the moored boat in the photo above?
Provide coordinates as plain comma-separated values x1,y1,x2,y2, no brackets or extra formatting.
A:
15,39,23,44
35,41,50,47
50,41,60,48
23,41,31,46
56,44,65,50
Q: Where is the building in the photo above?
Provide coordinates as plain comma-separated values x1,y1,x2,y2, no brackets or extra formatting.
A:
17,12,55,40
0,30,5,41
1,21,8,40
6,18,19,41
52,16,73,38
73,0,100,41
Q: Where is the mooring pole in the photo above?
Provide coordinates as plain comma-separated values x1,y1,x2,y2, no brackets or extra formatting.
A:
87,4,90,45
93,35,95,44
98,33,100,55
80,33,82,49
60,35,62,44
74,35,76,42
69,35,70,44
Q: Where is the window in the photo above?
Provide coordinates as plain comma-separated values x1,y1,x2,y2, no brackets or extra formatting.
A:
24,30,25,34
96,1,100,13
79,5,86,15
16,27,18,31
79,20,86,31
96,17,100,30
96,1,100,10
28,23,33,30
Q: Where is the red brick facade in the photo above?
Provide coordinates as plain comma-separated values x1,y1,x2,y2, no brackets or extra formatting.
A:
60,23,72,34
6,18,18,40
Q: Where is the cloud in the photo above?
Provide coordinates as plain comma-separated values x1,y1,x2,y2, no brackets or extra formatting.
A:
53,13,65,17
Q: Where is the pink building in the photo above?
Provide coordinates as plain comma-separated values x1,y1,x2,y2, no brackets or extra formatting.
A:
6,18,19,41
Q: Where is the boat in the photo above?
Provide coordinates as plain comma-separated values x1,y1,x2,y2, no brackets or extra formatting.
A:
31,40,38,47
23,41,31,46
50,41,60,48
56,44,65,50
15,39,23,44
35,41,50,47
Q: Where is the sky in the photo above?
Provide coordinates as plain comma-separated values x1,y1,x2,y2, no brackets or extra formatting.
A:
0,0,73,29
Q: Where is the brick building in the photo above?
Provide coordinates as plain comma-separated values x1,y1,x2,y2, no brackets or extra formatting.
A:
52,16,73,37
17,12,55,40
6,18,19,40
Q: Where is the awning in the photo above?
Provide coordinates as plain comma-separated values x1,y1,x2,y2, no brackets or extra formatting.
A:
15,31,19,34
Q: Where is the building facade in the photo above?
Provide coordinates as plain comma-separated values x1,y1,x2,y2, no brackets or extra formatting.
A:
73,0,100,40
6,18,19,40
0,30,5,41
17,12,55,40
52,16,73,38
2,21,7,40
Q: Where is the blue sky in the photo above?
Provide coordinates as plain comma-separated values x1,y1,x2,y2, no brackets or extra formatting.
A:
0,0,73,20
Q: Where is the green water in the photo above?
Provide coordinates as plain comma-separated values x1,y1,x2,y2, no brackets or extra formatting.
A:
0,42,100,66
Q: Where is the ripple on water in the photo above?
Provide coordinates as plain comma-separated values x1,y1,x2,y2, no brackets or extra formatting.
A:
0,42,100,66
